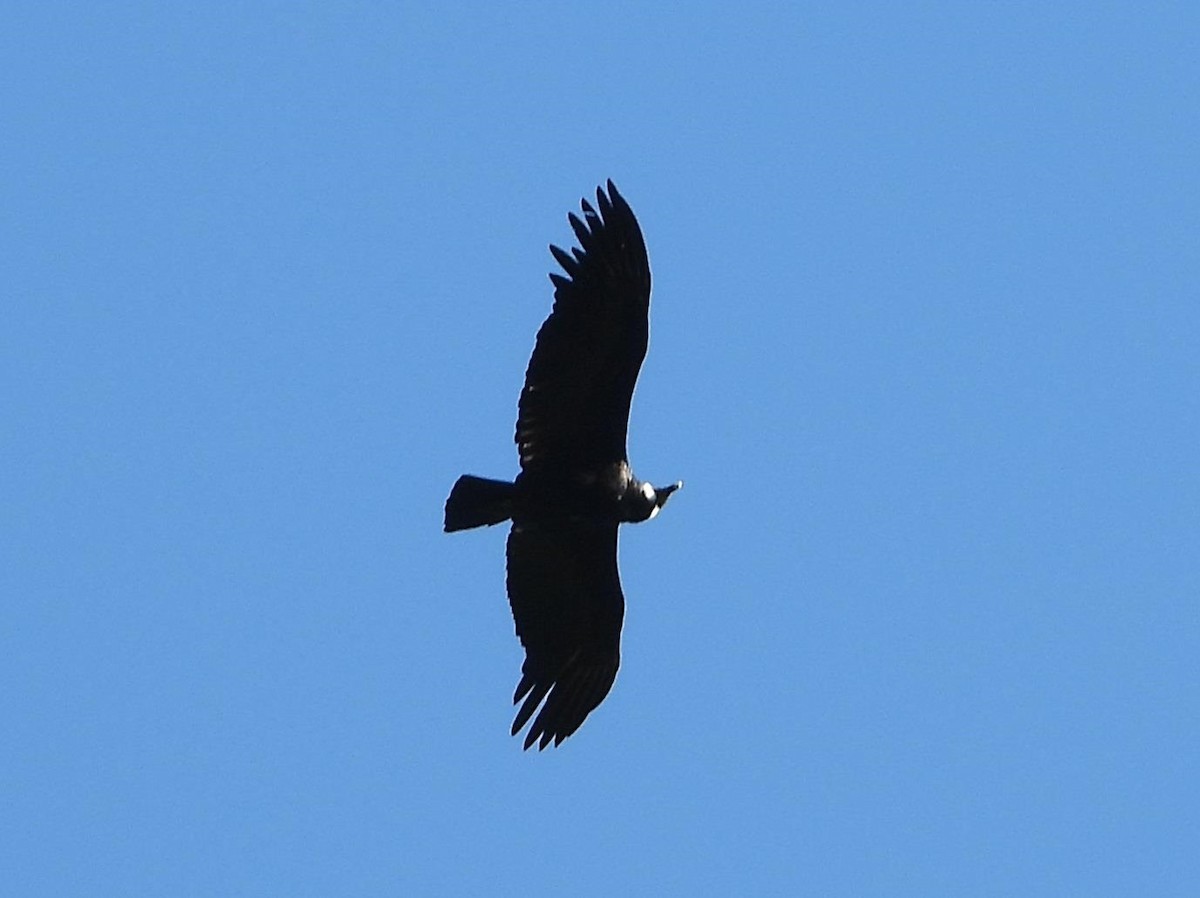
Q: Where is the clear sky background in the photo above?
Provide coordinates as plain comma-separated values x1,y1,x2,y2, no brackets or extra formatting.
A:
3,3,1197,895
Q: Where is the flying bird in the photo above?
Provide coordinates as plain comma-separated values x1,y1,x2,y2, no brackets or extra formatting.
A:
444,180,681,750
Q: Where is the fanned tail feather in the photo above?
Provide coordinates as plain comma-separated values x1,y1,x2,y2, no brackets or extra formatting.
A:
443,475,515,532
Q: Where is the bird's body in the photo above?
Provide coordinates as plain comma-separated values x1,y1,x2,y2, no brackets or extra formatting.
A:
444,181,680,750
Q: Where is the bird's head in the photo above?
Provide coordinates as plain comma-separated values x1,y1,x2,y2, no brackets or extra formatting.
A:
625,479,682,523
651,480,683,517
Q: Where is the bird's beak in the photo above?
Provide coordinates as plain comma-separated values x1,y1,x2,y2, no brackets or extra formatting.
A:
657,480,683,506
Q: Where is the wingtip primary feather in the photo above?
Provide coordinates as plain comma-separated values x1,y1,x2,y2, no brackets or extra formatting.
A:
549,243,578,276
605,180,633,220
513,672,534,704
568,211,591,245
512,680,551,736
595,184,613,220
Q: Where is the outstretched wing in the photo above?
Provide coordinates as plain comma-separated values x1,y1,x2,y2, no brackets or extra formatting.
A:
505,520,624,750
516,180,652,473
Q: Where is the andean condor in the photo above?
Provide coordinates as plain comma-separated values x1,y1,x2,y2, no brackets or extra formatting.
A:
444,181,681,750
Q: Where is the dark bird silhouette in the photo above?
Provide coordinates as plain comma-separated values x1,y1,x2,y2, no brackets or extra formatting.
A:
444,181,681,750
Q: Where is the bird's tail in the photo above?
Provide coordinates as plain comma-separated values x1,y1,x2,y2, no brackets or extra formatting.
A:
444,475,515,532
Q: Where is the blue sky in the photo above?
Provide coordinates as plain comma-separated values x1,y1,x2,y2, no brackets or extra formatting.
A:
3,3,1197,895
